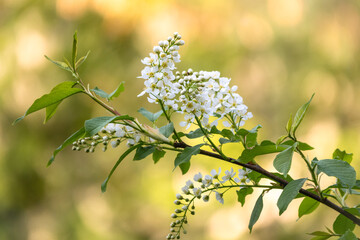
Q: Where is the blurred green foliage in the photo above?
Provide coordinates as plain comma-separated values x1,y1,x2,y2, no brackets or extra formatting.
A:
1,0,360,239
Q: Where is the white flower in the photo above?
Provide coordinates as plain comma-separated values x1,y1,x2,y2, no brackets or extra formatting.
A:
193,172,203,182
202,175,213,187
185,180,194,189
221,168,236,183
110,141,119,148
181,185,190,195
215,191,224,204
238,168,251,183
211,168,221,179
193,187,202,198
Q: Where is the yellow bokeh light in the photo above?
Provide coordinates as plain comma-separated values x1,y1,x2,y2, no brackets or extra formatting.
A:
236,14,273,50
267,0,303,27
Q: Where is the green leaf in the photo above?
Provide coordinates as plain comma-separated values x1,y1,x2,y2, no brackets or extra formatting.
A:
245,132,258,148
84,115,133,137
273,143,298,177
237,187,253,206
44,81,78,123
101,144,141,193
174,144,203,173
209,125,221,134
248,194,264,233
91,82,125,101
245,125,262,148
286,114,293,133
277,178,307,215
133,146,156,161
45,103,61,123
44,55,72,72
47,127,85,166
238,141,288,163
185,128,204,139
220,129,235,139
276,135,288,146
159,122,174,138
219,138,232,144
316,159,356,188
291,94,314,135
236,125,262,137
298,197,320,219
333,149,353,164
247,171,263,184
308,231,332,236
14,81,84,125
152,148,166,164
75,50,90,69
307,231,332,240
310,236,331,240
72,31,78,69
91,87,110,99
333,210,356,235
283,140,314,150
108,82,125,100
179,161,191,175
338,230,357,240
138,107,163,123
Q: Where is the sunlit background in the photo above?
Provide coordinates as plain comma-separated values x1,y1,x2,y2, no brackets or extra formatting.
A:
1,0,360,239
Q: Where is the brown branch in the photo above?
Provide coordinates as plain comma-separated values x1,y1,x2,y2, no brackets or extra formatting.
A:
173,141,360,226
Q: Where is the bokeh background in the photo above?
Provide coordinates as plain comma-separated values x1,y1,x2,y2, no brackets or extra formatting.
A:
1,0,360,239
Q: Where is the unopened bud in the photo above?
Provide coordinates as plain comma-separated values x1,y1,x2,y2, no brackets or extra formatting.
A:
153,46,162,53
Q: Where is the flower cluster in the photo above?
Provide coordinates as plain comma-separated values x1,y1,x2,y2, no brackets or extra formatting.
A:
176,70,253,131
72,123,145,152
167,167,252,239
137,32,184,105
138,33,252,132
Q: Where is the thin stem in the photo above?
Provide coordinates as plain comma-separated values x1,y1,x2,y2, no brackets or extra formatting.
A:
194,115,227,160
296,145,322,197
158,99,183,143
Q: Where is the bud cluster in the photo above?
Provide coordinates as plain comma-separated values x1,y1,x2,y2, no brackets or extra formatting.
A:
72,123,144,152
167,167,252,239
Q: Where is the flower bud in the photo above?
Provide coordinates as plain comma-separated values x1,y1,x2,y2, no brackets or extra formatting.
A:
174,209,182,213
153,46,162,53
171,213,177,218
177,40,185,45
176,194,183,200
174,200,181,205
202,195,209,202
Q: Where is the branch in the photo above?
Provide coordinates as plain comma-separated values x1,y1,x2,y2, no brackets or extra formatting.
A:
173,141,360,226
